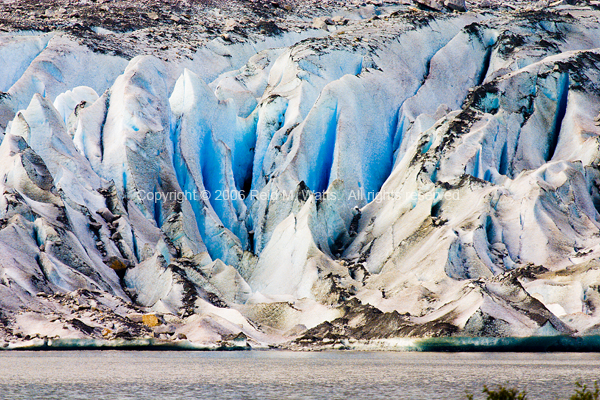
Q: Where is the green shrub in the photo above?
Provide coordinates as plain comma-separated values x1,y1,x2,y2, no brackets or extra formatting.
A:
482,385,527,400
570,381,599,400
466,381,600,400
466,384,527,400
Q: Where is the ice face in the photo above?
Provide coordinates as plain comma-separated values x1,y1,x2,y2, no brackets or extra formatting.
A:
1,5,600,347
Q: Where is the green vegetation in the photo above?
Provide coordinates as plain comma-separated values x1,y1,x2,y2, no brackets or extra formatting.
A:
570,381,599,400
466,381,599,400
466,385,527,400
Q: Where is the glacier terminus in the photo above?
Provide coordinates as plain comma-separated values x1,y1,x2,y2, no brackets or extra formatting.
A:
0,0,599,350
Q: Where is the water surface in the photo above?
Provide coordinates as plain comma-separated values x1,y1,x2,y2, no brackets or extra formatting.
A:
0,351,598,399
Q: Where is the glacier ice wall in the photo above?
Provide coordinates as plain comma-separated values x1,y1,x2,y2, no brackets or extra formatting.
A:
1,6,600,347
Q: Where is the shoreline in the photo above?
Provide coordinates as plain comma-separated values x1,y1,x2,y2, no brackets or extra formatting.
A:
5,335,600,352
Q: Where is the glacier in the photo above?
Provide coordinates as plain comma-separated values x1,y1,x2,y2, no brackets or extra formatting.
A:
0,0,600,350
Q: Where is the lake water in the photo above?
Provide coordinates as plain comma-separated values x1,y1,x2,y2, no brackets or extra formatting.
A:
0,351,599,399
